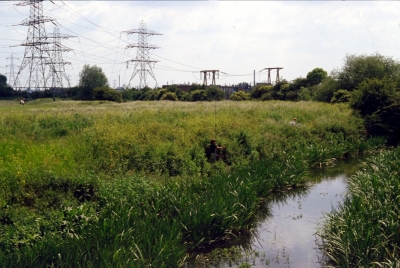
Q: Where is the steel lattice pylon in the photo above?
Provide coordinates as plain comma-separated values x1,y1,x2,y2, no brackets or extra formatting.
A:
123,20,162,89
13,0,56,91
45,25,75,89
6,53,19,88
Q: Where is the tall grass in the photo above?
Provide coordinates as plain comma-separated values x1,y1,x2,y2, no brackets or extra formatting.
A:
0,99,385,267
317,148,400,267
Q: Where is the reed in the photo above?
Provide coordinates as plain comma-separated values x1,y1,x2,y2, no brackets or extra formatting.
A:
317,148,400,267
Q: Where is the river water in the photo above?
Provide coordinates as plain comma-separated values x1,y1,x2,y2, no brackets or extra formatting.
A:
187,158,364,268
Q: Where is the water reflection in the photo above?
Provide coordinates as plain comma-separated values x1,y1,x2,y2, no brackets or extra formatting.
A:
198,158,366,268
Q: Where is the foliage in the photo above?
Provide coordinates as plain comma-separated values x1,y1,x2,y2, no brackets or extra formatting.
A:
330,89,351,103
350,78,400,145
92,86,122,102
189,83,206,92
190,89,208,101
121,88,143,101
161,92,178,101
30,89,54,100
297,87,312,101
140,89,157,100
250,85,272,99
77,64,109,100
306,67,327,86
164,85,184,99
205,86,224,101
230,91,250,101
312,76,339,102
337,53,400,91
0,73,6,85
0,73,13,98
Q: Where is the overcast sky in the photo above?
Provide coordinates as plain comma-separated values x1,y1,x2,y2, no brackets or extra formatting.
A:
1,1,400,89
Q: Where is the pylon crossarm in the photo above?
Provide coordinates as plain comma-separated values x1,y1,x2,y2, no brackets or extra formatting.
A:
123,29,162,36
20,17,56,26
126,44,160,49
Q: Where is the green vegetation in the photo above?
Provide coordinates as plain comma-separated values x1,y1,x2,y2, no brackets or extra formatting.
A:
0,74,13,98
0,100,382,267
317,148,400,267
2,52,399,267
76,64,109,100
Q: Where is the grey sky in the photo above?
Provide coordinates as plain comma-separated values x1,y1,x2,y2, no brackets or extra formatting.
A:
1,1,400,89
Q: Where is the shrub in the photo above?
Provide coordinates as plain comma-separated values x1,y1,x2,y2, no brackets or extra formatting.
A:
205,86,224,101
350,78,400,145
161,92,178,101
250,85,271,99
230,91,249,101
330,89,351,103
190,90,208,102
92,86,122,103
312,77,339,102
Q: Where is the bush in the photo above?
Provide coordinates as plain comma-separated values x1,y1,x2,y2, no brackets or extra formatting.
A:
92,87,122,103
161,92,178,101
312,77,339,102
230,91,249,101
190,90,208,102
205,86,224,101
350,78,400,145
330,89,351,103
250,85,271,99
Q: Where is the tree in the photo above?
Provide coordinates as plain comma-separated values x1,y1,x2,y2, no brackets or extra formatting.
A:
312,76,339,102
337,53,400,91
0,73,13,98
205,86,224,101
298,87,312,101
0,73,6,85
189,90,207,101
78,64,108,100
350,78,400,145
331,89,351,103
306,68,327,86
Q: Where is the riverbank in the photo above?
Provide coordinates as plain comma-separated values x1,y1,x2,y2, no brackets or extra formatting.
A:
317,148,400,267
0,100,385,267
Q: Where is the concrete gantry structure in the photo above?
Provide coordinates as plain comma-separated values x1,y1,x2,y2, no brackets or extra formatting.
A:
259,67,283,85
200,70,219,86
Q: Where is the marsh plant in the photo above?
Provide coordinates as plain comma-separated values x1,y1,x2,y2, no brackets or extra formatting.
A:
317,148,400,267
0,100,384,267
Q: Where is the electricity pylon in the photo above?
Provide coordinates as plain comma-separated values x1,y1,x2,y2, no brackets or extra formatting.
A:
13,0,56,90
6,53,19,88
45,25,75,89
123,20,162,89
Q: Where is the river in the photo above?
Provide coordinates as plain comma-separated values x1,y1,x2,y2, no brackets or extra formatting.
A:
186,158,364,268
